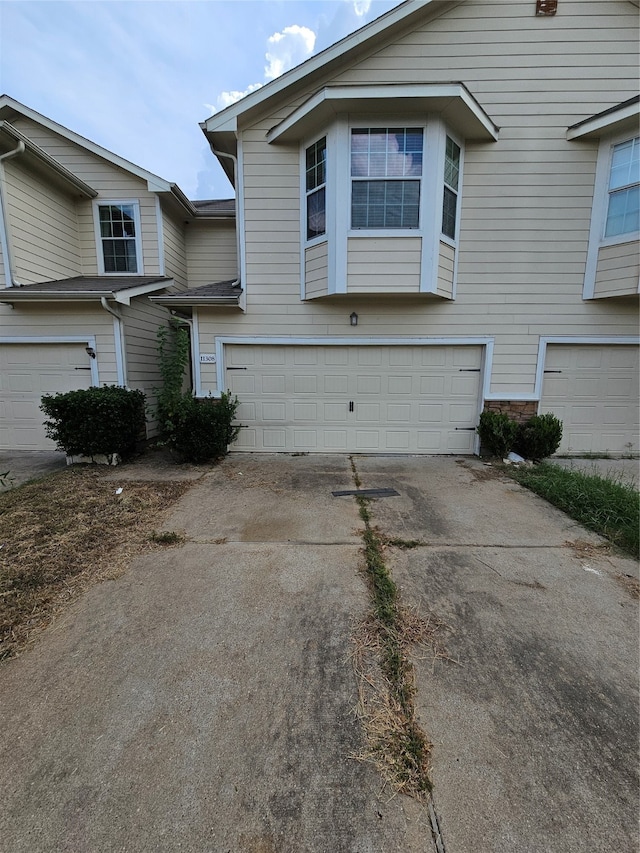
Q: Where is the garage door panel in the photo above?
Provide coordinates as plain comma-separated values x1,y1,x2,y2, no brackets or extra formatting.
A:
0,343,93,450
541,344,639,456
225,344,482,454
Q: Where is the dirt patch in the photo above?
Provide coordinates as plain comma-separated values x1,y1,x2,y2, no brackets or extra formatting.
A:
565,540,612,560
0,466,192,661
455,459,505,483
615,573,640,600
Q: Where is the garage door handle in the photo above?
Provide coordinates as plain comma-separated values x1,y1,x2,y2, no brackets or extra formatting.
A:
459,369,481,372
349,401,354,412
74,367,91,370
455,427,475,431
227,367,247,370
544,370,562,373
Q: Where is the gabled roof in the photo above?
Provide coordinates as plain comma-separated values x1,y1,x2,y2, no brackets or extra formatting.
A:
0,121,97,198
0,94,197,215
0,275,172,305
192,199,236,218
202,0,460,135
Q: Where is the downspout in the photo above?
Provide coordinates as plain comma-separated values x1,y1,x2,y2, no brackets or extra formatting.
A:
0,140,25,287
100,296,127,387
208,144,241,289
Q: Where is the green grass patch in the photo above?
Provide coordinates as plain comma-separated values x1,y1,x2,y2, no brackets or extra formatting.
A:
506,462,639,558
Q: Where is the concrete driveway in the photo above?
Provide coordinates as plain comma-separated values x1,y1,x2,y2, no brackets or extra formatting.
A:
0,454,637,852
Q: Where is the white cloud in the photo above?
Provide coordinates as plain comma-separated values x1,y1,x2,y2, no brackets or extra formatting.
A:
265,25,316,80
352,0,372,16
208,83,264,113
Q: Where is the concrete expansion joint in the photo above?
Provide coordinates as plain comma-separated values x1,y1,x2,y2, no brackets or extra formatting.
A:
428,795,446,853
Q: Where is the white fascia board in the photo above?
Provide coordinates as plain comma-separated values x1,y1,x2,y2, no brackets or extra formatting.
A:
113,279,174,305
202,0,449,134
567,100,640,141
267,84,498,144
0,96,174,190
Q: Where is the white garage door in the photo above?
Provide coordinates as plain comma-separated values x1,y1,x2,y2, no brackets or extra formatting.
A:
540,344,639,455
225,344,482,454
0,343,93,450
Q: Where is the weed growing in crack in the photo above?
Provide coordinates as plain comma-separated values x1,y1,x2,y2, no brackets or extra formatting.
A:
349,456,433,797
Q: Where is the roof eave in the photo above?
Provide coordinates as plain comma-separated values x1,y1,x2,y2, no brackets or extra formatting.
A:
567,96,640,141
149,295,241,307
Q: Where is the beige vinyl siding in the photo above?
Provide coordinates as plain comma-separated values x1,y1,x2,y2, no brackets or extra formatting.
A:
186,221,238,288
10,117,162,277
161,206,187,289
122,299,171,435
0,302,118,386
347,237,421,293
213,0,638,399
593,242,640,299
3,158,80,284
305,241,328,299
437,241,455,299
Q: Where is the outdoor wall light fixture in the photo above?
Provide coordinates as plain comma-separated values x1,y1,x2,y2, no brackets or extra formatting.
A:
350,312,358,326
85,346,96,359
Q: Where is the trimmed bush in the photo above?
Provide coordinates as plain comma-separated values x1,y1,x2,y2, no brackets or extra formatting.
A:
516,413,563,461
477,410,519,458
41,385,146,459
170,392,241,463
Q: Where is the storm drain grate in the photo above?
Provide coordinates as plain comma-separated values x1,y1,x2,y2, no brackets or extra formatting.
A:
332,488,400,498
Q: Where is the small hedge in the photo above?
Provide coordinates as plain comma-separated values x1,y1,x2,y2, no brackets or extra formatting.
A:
477,410,520,458
163,392,241,463
40,385,146,459
477,409,563,460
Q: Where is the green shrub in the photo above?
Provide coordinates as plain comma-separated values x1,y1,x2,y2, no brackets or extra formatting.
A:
477,410,519,458
516,413,563,461
154,323,191,445
171,392,241,463
40,385,146,459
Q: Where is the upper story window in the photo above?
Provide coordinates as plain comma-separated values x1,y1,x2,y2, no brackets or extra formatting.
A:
350,127,423,229
306,137,326,241
95,201,142,274
604,136,639,238
442,136,461,240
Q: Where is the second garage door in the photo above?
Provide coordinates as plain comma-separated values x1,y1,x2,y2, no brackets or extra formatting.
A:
540,344,639,455
225,344,482,454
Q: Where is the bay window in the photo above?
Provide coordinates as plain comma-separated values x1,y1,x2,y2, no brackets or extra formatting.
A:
305,137,326,240
604,136,639,238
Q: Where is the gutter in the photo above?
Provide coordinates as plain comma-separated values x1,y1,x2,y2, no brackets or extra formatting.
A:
100,296,127,387
0,139,25,287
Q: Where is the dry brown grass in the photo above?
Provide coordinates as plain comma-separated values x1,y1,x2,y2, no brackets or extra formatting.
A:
615,572,640,600
0,467,191,660
351,606,451,799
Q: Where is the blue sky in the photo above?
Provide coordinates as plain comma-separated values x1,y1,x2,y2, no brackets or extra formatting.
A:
0,0,403,199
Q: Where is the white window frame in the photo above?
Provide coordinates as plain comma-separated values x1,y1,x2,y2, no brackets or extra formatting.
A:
93,199,143,275
583,131,640,298
302,135,328,247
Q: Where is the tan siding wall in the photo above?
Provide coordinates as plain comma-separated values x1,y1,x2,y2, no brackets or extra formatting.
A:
594,241,639,298
3,158,80,284
11,117,162,277
218,0,638,398
305,241,328,298
122,298,172,434
186,221,238,288
0,302,118,385
161,206,188,290
437,241,455,299
347,237,422,293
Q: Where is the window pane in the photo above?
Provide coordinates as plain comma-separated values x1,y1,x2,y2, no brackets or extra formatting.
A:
609,137,639,190
442,186,457,239
605,185,640,237
305,137,326,192
444,137,461,191
351,180,419,229
307,187,326,240
350,127,423,177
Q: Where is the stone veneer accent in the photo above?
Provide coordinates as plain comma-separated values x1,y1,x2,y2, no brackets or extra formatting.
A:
483,400,538,424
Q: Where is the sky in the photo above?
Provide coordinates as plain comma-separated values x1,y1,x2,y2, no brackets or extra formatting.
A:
0,0,404,200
